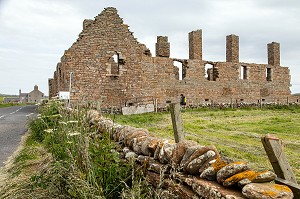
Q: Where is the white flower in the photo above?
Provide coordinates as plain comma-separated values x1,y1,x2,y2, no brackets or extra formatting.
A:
59,121,67,125
67,120,78,124
44,129,54,133
68,132,81,136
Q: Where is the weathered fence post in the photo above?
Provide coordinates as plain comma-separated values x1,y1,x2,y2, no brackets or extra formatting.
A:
169,103,184,143
261,134,300,197
259,98,262,109
261,134,297,183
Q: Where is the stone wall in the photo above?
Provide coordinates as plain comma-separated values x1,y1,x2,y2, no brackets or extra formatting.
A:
48,7,296,108
87,110,294,199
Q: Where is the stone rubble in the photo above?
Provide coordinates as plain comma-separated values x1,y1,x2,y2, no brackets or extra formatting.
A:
242,183,293,199
88,110,294,199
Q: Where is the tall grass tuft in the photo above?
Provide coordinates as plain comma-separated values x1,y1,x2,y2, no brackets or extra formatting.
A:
2,100,154,198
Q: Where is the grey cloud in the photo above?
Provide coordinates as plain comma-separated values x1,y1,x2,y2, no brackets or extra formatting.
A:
0,0,299,94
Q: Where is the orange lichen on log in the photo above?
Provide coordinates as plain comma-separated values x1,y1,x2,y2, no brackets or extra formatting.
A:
211,156,227,172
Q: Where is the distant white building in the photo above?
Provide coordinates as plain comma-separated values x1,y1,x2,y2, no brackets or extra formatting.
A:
19,85,44,103
28,85,44,103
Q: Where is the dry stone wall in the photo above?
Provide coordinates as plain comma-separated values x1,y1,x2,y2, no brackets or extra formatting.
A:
88,110,294,199
49,7,297,109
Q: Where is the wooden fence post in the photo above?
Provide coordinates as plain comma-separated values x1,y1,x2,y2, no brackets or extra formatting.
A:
261,134,297,183
261,134,300,197
169,103,184,143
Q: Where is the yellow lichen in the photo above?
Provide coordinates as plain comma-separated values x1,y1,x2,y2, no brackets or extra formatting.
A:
224,170,258,183
261,184,292,197
274,184,292,192
262,191,276,197
228,161,245,166
212,156,227,172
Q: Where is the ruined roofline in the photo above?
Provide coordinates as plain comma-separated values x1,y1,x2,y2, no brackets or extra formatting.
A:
61,6,282,68
63,7,150,59
159,31,281,67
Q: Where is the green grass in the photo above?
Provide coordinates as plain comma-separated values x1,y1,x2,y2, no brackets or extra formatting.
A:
0,103,17,108
109,107,300,183
1,100,156,198
0,96,23,108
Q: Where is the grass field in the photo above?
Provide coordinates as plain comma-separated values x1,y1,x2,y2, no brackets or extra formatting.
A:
109,106,300,183
0,96,23,108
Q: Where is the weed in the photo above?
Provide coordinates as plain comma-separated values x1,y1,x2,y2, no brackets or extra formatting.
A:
1,100,156,198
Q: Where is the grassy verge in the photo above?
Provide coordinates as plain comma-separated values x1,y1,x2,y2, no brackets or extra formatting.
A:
109,106,300,183
0,101,156,198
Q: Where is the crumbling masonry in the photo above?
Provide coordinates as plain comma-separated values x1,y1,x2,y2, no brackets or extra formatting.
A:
49,7,297,108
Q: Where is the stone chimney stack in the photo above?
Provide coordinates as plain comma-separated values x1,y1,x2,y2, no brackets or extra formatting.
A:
156,36,170,57
226,34,239,63
268,42,280,66
189,30,202,60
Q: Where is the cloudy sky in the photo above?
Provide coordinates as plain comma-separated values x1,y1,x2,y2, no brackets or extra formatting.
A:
0,0,300,95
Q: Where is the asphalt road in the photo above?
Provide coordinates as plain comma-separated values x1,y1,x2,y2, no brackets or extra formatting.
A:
0,105,37,167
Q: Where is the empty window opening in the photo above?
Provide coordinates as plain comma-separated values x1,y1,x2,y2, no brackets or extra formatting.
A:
240,66,247,79
205,63,218,81
112,54,118,63
266,68,272,81
205,99,209,102
174,61,183,80
205,64,213,80
297,99,299,102
110,53,119,74
262,99,265,102
240,99,244,101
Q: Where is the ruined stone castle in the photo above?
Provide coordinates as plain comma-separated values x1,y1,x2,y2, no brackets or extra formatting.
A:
49,7,296,109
